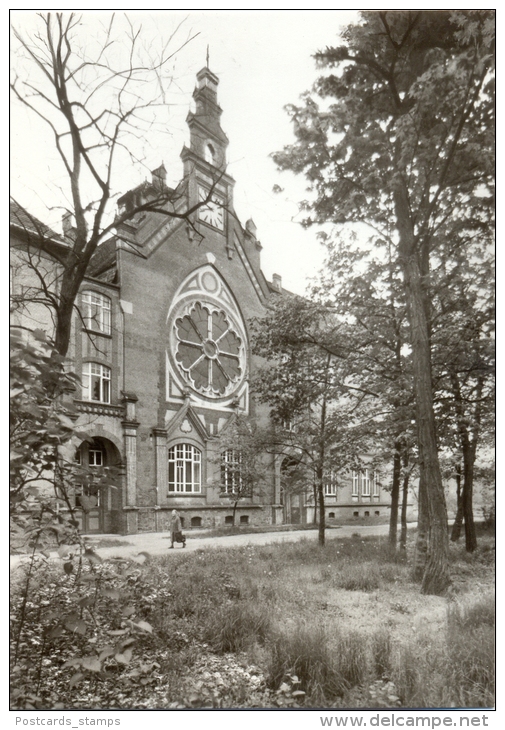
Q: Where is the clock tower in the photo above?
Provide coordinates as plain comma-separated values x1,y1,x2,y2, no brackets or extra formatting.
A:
181,66,235,238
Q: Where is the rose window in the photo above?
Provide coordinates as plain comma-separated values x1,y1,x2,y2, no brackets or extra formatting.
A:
175,302,243,395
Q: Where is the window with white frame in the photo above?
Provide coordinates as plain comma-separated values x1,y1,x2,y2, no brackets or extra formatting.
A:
373,472,380,497
324,471,338,496
74,441,105,508
82,291,111,335
352,471,360,496
82,362,111,403
168,444,201,493
221,449,242,494
362,469,371,496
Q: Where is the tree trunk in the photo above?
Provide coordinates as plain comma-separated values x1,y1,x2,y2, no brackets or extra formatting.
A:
450,465,463,542
449,372,482,554
312,480,318,524
232,500,238,526
54,246,92,358
462,452,477,553
317,470,325,547
413,472,429,580
394,182,450,595
316,353,331,547
389,444,401,549
399,471,410,551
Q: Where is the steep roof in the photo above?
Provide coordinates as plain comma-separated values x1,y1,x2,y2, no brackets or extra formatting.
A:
88,237,117,279
10,200,66,245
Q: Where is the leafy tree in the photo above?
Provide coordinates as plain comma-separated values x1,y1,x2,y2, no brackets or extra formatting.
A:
314,234,416,552
252,295,374,546
273,11,494,593
431,235,494,552
10,12,215,359
212,416,269,526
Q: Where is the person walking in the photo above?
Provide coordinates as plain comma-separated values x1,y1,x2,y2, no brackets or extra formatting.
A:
169,509,182,548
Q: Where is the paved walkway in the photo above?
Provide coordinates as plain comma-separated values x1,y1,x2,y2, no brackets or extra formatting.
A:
11,523,395,570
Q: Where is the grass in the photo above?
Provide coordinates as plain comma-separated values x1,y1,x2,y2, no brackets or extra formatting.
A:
10,532,495,710
390,594,495,708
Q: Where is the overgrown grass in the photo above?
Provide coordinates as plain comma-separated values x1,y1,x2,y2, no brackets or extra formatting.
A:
390,594,494,708
10,533,495,710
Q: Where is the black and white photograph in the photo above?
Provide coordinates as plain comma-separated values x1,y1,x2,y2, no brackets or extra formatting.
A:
10,7,495,722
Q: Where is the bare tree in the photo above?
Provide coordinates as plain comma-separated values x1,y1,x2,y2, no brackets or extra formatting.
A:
10,12,219,358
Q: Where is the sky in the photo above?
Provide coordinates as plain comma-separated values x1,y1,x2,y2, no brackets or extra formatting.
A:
10,9,360,295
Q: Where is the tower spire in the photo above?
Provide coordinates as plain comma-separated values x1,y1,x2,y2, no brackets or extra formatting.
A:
206,45,210,68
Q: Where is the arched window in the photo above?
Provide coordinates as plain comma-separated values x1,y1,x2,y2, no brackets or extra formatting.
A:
221,449,242,494
204,143,216,165
168,444,201,493
82,362,111,403
82,291,111,334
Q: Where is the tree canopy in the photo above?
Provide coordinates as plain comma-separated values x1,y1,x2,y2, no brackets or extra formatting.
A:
273,11,494,594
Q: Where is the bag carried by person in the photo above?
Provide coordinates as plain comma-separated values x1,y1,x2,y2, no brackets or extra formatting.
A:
173,530,186,547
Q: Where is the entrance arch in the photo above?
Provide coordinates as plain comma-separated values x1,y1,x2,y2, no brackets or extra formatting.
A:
74,437,122,533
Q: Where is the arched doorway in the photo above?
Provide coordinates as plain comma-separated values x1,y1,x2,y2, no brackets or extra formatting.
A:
74,437,122,533
280,456,306,525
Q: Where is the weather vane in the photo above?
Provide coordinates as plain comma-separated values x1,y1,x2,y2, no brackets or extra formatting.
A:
206,45,210,68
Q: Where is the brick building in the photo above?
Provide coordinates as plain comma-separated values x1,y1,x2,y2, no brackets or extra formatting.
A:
11,66,395,535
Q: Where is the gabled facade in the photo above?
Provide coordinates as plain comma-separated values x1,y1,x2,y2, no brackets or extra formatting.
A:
11,66,398,535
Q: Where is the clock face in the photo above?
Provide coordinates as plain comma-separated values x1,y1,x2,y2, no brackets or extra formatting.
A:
198,186,224,231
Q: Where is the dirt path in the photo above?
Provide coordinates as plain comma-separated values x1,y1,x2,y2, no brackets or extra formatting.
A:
11,523,396,570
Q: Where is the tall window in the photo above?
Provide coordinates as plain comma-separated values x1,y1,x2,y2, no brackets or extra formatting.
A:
324,471,338,496
82,291,111,335
168,444,201,493
204,143,216,165
352,471,360,496
362,469,371,496
82,362,111,403
351,469,380,497
221,449,242,494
